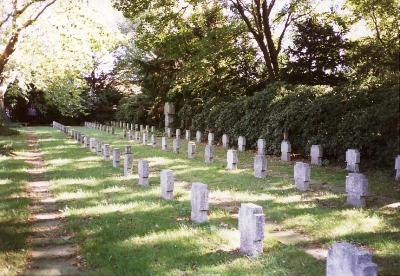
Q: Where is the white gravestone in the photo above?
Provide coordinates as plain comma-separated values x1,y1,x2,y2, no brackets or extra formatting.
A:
326,242,377,276
281,140,291,162
173,138,180,153
254,155,267,178
188,142,196,159
204,145,214,164
346,149,360,172
257,139,265,155
395,155,400,181
294,162,310,191
196,131,202,143
238,136,246,152
311,145,322,166
239,203,265,257
227,150,238,170
222,134,229,149
112,148,120,168
161,137,168,151
103,144,110,161
345,173,368,207
124,146,133,176
160,170,174,200
138,160,150,186
208,132,214,146
191,183,209,223
185,130,191,141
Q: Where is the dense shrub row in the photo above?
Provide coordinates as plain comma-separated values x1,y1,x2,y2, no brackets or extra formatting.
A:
190,83,399,167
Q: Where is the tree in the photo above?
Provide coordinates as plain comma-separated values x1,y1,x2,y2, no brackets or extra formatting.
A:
282,16,349,85
228,0,311,79
0,0,57,118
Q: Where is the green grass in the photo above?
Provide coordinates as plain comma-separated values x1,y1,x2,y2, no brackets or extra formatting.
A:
31,126,400,275
0,130,31,275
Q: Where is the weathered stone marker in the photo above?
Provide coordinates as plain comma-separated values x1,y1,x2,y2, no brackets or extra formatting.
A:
128,130,133,141
281,140,291,162
345,173,368,207
311,145,322,166
222,134,229,149
85,136,90,148
122,129,127,139
124,146,133,176
138,160,150,186
254,155,267,178
135,131,140,142
96,141,102,156
173,138,180,153
346,149,360,172
238,136,246,152
196,131,202,143
185,130,191,141
208,132,214,146
204,145,214,164
103,144,110,161
151,134,157,147
176,129,181,139
326,242,377,276
112,148,120,167
191,183,208,223
161,136,168,151
227,149,238,170
167,128,172,138
89,138,96,152
238,203,265,257
395,155,400,181
257,139,265,155
160,169,174,200
294,162,310,191
187,142,196,159
143,132,148,145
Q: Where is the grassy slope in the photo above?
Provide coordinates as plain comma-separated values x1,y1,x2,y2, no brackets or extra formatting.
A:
34,126,399,275
0,130,31,275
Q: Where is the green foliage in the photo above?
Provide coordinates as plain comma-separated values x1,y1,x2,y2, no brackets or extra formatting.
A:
192,83,399,167
283,16,349,85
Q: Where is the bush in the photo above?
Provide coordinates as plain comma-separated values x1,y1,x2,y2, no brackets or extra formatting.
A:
191,83,399,167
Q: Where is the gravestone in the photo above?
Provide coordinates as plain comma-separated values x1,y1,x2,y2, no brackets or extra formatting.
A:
167,128,172,138
145,125,149,132
161,137,168,151
204,145,214,164
85,137,90,148
208,132,214,146
151,134,157,147
254,155,267,178
89,138,96,152
140,125,144,132
326,242,377,276
196,131,202,143
294,162,310,191
257,139,266,155
138,160,150,186
151,126,155,132
187,142,196,159
128,130,134,141
96,141,102,156
227,149,238,170
222,134,229,149
112,148,120,167
176,129,181,139
311,145,322,166
124,146,133,176
281,140,291,162
135,124,138,131
135,131,140,142
143,132,148,145
395,155,400,181
238,136,246,152
346,149,360,172
122,129,127,139
160,170,174,200
185,130,191,141
191,183,209,223
345,173,368,207
111,127,115,135
173,138,180,153
103,144,110,161
239,203,265,257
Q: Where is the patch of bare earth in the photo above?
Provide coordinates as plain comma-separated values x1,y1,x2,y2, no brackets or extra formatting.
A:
24,131,82,276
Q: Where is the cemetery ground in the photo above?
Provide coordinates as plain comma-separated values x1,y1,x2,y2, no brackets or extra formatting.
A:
0,127,399,275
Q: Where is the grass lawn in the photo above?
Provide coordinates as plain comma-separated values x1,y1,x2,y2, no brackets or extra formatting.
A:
0,130,31,275
31,126,399,275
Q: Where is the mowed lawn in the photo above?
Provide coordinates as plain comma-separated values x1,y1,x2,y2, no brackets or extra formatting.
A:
0,131,31,275
29,126,400,275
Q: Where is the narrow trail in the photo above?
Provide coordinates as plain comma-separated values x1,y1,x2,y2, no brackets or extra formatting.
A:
24,131,81,276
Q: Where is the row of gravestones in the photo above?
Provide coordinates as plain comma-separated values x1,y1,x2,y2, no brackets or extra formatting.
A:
53,121,379,275
86,121,400,208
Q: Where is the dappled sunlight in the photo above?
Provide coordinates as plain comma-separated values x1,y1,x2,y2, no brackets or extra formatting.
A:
0,179,12,185
57,189,96,201
64,202,139,216
215,228,240,252
51,177,99,187
145,157,181,167
47,158,75,167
